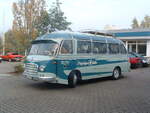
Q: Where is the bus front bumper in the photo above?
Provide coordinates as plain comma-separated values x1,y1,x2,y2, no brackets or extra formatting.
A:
23,72,57,83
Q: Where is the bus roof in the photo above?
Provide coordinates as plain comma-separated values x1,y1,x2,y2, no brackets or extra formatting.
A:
35,31,122,44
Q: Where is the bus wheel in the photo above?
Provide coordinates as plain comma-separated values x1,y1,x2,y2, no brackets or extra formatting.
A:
112,68,121,80
68,72,78,88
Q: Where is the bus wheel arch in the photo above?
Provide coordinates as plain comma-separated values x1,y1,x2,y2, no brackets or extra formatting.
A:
112,66,121,80
68,70,81,88
74,70,82,80
116,66,121,75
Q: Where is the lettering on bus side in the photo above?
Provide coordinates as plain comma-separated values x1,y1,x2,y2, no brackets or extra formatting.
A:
77,60,98,66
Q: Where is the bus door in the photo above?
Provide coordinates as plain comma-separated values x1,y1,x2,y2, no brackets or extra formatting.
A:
56,40,74,80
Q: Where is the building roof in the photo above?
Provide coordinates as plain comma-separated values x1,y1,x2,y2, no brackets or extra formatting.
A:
104,28,150,38
107,28,150,33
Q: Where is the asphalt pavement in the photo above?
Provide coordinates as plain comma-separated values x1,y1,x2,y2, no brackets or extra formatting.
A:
0,62,150,113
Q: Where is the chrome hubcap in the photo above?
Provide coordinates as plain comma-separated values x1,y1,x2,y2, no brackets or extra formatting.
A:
73,75,77,84
114,69,119,78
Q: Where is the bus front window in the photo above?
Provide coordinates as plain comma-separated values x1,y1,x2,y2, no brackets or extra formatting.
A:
29,41,59,56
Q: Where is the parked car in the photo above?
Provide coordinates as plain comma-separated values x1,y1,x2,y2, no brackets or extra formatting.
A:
0,52,24,62
129,52,149,67
128,53,141,68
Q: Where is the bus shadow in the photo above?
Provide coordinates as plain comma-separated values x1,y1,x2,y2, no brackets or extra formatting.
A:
78,76,126,86
25,82,68,90
78,77,111,85
25,76,127,90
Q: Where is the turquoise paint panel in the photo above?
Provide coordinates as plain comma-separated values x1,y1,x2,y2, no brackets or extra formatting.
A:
55,59,128,79
115,31,150,37
25,60,56,75
25,58,128,80
57,59,128,70
56,60,71,79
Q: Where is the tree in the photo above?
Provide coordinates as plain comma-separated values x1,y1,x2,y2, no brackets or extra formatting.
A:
12,0,46,54
131,18,139,29
131,15,150,29
36,0,71,34
35,10,50,35
10,0,71,54
5,30,17,53
48,0,71,33
4,29,29,54
140,15,150,28
12,0,46,41
0,36,3,54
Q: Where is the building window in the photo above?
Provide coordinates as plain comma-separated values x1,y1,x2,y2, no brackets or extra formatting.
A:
127,41,146,56
138,44,146,56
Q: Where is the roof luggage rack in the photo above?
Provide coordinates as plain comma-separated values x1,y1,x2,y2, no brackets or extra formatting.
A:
81,30,114,37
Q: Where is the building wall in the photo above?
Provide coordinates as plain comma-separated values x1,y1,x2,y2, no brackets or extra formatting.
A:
110,29,150,57
122,40,147,56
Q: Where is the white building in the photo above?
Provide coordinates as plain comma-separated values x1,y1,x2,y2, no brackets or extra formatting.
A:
107,29,150,57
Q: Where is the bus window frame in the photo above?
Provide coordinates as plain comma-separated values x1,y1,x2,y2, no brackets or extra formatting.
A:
59,39,74,55
119,43,127,54
76,39,92,55
108,43,120,55
92,40,108,55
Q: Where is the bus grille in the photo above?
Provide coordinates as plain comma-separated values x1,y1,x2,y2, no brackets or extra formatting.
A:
24,63,38,76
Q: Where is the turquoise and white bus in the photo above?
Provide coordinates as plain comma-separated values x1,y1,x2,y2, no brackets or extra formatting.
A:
23,31,130,88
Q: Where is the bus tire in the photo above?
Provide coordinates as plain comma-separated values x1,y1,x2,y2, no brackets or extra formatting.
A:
112,67,121,80
68,72,78,88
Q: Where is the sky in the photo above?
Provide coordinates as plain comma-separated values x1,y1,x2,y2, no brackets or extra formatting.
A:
0,0,150,33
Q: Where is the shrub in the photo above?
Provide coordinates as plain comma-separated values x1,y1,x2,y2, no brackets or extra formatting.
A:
14,64,24,73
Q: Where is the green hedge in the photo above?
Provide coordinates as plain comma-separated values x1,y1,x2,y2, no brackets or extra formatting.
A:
14,64,24,73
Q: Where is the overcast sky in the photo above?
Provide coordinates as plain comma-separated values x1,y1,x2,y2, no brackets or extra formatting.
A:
0,0,150,33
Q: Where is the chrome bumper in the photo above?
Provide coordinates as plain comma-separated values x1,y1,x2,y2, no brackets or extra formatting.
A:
23,73,57,83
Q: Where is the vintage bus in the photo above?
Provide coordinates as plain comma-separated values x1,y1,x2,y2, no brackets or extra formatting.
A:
23,31,130,88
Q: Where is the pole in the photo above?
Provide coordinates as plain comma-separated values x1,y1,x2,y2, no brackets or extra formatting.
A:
2,33,5,55
2,8,5,55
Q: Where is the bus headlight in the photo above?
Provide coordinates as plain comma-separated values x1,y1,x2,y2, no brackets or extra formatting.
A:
39,65,46,72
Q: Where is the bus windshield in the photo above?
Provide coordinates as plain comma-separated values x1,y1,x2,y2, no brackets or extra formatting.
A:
29,41,59,56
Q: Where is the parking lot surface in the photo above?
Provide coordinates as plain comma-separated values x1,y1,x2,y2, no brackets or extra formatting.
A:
0,62,150,113
0,61,21,74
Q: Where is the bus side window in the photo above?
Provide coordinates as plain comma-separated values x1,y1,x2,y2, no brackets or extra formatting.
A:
61,40,73,54
93,42,107,54
77,40,91,54
108,43,119,54
120,44,127,54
